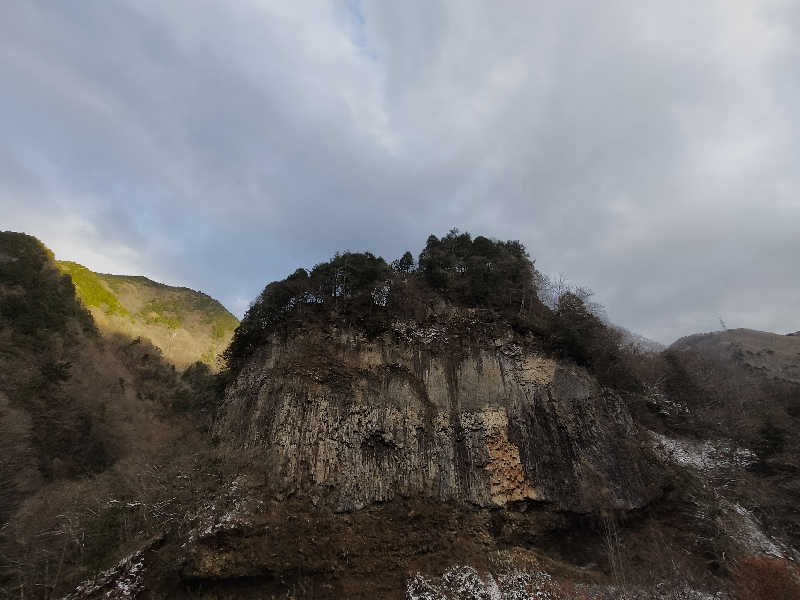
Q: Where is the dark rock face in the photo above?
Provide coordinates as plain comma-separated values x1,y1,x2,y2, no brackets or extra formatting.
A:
215,320,659,514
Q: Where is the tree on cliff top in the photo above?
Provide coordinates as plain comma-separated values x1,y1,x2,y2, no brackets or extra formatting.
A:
417,229,534,311
224,231,542,371
223,230,627,386
392,251,415,274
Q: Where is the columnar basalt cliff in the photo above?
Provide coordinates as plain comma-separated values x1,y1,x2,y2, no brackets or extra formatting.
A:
215,315,658,514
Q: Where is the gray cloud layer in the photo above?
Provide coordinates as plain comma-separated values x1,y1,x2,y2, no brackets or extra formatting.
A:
2,0,798,343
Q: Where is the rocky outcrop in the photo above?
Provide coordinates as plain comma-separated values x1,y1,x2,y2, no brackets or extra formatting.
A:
215,317,658,514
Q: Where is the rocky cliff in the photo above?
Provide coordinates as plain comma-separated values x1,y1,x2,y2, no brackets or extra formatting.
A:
215,315,658,514
169,315,798,599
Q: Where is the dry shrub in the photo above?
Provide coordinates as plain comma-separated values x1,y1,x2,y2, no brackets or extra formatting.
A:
732,555,800,600
552,580,596,599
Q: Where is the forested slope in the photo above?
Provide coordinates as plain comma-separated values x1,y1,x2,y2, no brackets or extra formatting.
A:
57,261,238,370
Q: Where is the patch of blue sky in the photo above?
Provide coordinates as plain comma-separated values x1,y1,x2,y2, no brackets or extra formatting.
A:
344,0,376,59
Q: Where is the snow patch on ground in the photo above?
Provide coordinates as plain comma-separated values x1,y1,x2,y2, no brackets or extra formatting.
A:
62,551,144,599
406,566,726,600
407,566,559,600
649,432,789,560
648,432,756,472
729,503,786,558
184,475,263,545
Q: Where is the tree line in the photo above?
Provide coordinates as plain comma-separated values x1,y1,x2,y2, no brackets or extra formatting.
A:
224,229,630,388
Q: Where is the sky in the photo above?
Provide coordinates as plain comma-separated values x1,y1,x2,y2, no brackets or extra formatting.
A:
2,1,799,344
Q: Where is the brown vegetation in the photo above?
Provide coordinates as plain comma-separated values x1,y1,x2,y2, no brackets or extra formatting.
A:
0,232,220,598
732,555,800,600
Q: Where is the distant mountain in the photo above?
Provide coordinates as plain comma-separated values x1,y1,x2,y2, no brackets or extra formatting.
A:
671,327,800,384
56,261,238,370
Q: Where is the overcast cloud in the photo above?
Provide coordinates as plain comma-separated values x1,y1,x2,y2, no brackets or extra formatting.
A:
2,0,798,343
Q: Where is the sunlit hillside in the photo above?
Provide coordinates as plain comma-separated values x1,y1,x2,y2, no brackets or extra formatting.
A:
57,261,238,370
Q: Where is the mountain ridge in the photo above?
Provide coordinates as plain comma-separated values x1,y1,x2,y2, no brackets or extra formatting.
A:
56,259,238,370
670,327,800,385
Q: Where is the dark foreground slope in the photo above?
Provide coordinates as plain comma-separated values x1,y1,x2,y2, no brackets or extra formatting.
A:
0,232,220,597
647,329,800,552
57,261,238,370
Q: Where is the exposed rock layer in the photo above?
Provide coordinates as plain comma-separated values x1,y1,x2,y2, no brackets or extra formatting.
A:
215,319,657,513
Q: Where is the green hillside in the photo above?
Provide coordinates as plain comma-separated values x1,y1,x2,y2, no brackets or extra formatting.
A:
56,261,238,370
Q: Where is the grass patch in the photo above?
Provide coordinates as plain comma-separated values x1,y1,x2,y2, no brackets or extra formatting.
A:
57,261,128,317
211,313,238,339
140,299,183,329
